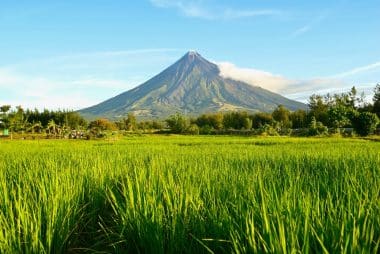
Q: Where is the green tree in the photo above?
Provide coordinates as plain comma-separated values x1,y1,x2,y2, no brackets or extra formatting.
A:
47,119,60,136
251,112,273,129
31,122,42,134
223,112,250,130
347,86,365,109
209,113,223,130
166,113,188,133
373,84,380,118
272,105,290,122
115,119,127,130
195,113,223,130
351,111,379,136
125,113,137,131
327,105,351,132
152,120,163,130
243,117,252,130
10,106,27,132
290,110,307,128
186,124,199,135
0,105,11,114
89,118,117,131
308,88,365,129
0,105,11,128
308,95,329,125
65,111,87,129
272,105,291,127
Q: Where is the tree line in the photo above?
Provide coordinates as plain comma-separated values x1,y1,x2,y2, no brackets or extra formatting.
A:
1,84,379,138
0,107,87,135
166,85,380,136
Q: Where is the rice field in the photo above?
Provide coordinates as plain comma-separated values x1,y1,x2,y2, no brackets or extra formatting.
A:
0,136,379,253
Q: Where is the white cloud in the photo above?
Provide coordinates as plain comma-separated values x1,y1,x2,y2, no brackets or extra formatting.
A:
150,0,281,20
221,9,281,19
332,61,380,78
217,61,375,102
290,11,329,38
291,25,311,37
217,62,293,92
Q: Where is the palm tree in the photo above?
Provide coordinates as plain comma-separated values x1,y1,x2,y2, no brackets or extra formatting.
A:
0,105,11,114
47,120,57,136
31,122,42,134
0,105,11,129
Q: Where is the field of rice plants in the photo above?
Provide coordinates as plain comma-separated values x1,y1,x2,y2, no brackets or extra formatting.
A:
0,136,379,253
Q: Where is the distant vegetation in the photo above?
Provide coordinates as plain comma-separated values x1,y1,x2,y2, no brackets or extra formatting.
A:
1,85,379,138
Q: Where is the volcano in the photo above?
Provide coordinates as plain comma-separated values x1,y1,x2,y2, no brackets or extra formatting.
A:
79,51,306,119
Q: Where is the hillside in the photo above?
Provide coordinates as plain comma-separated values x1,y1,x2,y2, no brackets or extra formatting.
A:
79,51,306,119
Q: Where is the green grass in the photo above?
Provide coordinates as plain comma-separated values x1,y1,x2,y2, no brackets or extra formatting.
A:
0,136,379,253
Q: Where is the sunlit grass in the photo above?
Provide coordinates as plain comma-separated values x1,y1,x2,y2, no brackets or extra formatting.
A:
0,136,379,253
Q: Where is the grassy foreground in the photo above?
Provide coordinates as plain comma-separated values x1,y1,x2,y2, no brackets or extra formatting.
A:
0,136,379,253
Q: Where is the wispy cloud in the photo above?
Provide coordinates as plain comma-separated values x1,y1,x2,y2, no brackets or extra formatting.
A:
290,11,329,38
149,0,281,20
150,0,212,19
332,61,380,78
291,25,311,37
217,61,376,102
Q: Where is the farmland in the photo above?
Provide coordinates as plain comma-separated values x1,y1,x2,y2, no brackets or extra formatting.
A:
0,136,379,253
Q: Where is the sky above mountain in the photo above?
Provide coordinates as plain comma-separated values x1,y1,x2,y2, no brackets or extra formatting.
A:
0,0,379,109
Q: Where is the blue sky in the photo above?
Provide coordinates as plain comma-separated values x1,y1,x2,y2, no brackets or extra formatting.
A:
0,0,379,109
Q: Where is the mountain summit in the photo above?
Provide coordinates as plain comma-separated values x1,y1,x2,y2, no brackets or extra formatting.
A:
79,52,306,119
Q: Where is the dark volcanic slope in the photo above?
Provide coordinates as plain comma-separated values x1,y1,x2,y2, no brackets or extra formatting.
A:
79,51,306,119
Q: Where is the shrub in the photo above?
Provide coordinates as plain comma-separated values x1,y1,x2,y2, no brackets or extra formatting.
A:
256,124,279,136
199,125,213,135
89,118,117,131
351,112,379,136
186,124,200,135
166,113,189,134
308,117,328,136
243,117,253,130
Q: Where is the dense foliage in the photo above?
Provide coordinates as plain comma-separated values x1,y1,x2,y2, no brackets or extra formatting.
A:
187,86,379,136
1,85,379,138
0,107,87,134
